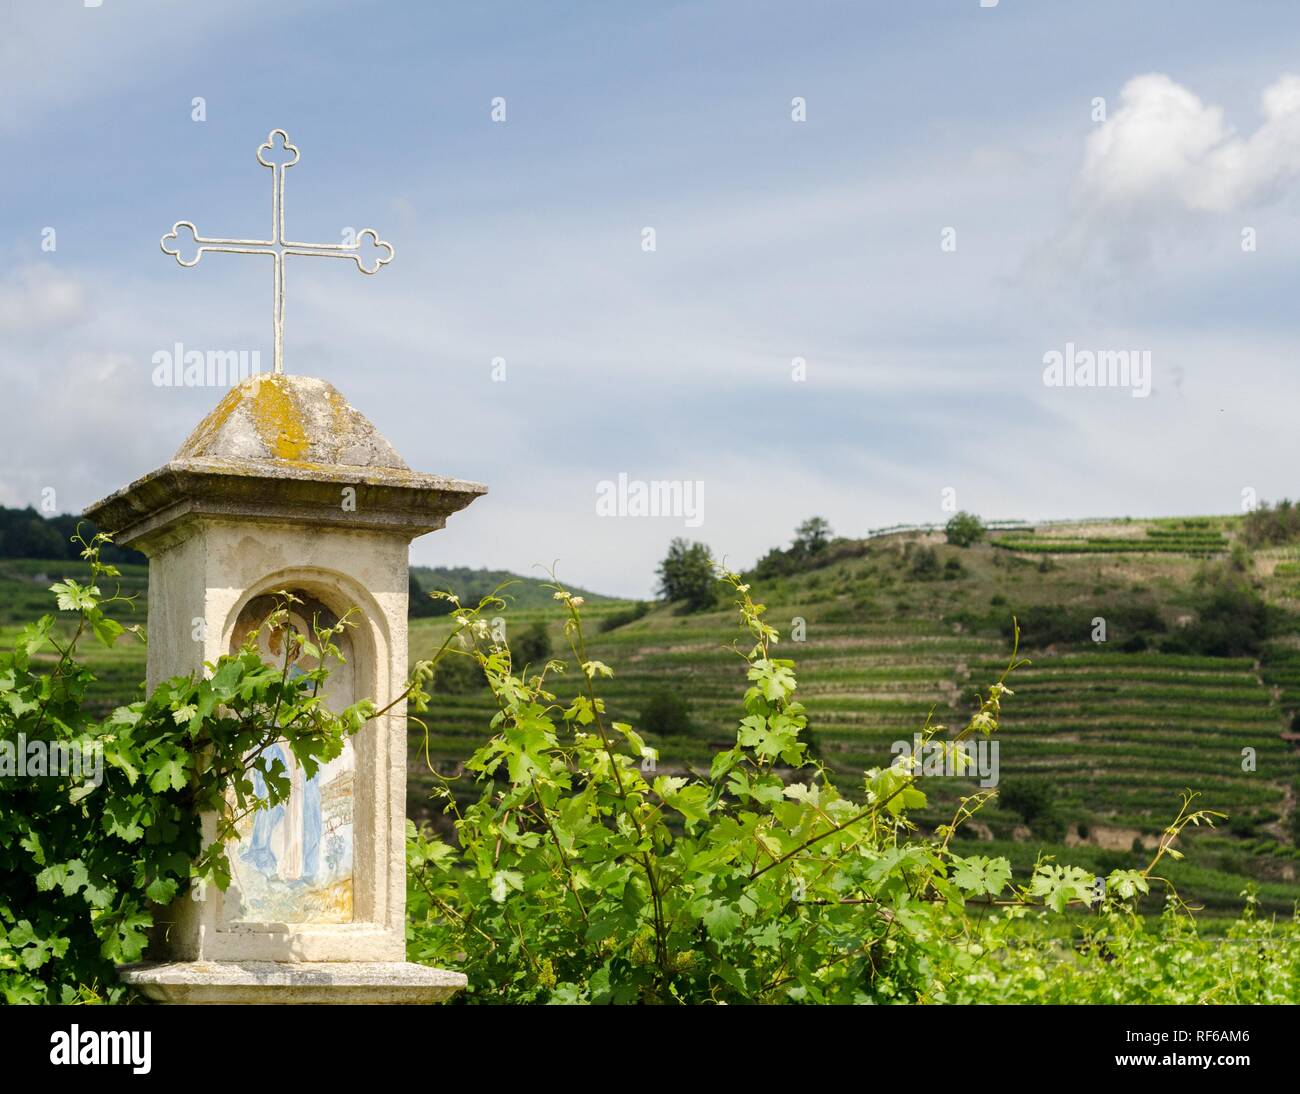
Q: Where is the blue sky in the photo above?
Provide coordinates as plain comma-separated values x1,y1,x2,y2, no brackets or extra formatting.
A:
2,0,1299,596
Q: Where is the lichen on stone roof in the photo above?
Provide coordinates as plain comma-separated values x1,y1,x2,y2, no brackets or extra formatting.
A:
175,373,409,471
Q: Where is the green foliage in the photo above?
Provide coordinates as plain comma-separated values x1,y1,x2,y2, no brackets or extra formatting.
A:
512,621,553,668
0,506,144,566
2,536,1287,1004
999,780,1054,826
656,538,719,613
639,689,693,738
1242,498,1300,547
792,517,832,556
1161,564,1271,658
598,601,650,632
752,517,863,581
945,511,985,548
406,571,1233,1003
950,896,1300,1004
412,565,609,611
996,523,1228,557
432,652,489,695
999,780,1065,840
408,571,454,619
908,545,940,580
0,535,373,1003
1000,601,1165,650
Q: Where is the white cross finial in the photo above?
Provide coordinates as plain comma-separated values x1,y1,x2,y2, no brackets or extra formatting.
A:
160,129,394,375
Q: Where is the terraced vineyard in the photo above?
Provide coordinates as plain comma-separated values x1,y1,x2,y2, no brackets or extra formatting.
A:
408,608,1300,910
992,517,1231,557
405,618,994,805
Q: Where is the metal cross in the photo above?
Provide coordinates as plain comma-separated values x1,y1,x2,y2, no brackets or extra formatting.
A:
161,129,394,375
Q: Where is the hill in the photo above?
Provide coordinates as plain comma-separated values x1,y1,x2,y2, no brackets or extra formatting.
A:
410,565,614,613
407,514,1300,916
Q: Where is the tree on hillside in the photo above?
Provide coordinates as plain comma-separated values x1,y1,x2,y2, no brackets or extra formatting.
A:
792,516,832,556
945,511,985,547
999,781,1062,839
1162,564,1271,658
0,510,65,560
0,506,145,565
1242,499,1300,546
657,538,717,613
513,620,553,667
408,571,432,617
908,545,940,580
640,689,693,737
407,571,454,618
753,517,837,580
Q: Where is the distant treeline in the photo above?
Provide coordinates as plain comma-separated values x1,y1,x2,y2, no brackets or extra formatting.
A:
0,506,145,566
1242,498,1300,547
410,565,611,613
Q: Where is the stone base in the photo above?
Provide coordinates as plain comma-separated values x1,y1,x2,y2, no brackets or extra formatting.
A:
118,961,466,1005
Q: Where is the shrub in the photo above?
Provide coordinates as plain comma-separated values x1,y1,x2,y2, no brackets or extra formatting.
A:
1242,499,1300,546
909,546,940,580
639,689,693,738
1161,565,1270,657
599,601,650,632
433,651,489,694
1229,814,1261,839
752,517,845,580
999,780,1054,827
752,546,797,580
945,511,985,547
512,620,552,667
999,602,1165,649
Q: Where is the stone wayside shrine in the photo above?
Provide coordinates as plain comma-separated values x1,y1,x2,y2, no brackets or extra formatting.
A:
84,130,486,1003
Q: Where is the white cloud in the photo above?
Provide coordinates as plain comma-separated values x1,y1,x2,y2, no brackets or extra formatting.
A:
0,265,89,334
1079,72,1300,213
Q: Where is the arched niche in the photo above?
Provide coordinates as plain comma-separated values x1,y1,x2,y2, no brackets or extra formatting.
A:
215,569,391,932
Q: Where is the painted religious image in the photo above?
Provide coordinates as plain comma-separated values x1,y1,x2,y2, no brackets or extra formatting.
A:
224,598,356,924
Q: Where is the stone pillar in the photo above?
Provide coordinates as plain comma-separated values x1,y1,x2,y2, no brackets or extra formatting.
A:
86,373,485,1004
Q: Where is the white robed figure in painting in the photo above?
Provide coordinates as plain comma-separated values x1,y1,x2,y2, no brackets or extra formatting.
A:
230,600,351,922
241,694,323,886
